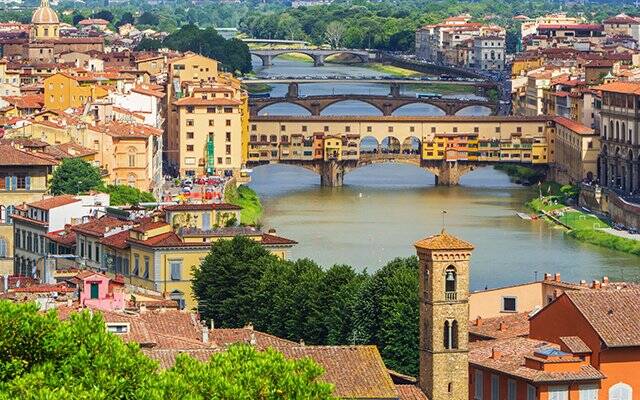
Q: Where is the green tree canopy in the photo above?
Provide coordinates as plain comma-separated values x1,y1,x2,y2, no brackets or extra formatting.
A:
193,236,421,375
137,11,160,26
116,11,135,27
0,302,335,399
92,10,114,22
50,158,103,195
103,184,155,206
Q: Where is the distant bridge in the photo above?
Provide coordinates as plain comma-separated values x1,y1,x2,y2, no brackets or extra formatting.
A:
242,78,492,86
249,94,498,117
250,48,372,67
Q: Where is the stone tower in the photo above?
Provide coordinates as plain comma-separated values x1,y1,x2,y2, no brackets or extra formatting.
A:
414,229,474,400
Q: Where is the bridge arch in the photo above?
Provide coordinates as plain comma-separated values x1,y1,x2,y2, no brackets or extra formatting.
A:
320,99,384,116
359,135,380,154
401,136,421,155
323,51,369,63
391,103,447,117
454,105,493,116
255,100,313,116
270,51,315,63
380,136,402,154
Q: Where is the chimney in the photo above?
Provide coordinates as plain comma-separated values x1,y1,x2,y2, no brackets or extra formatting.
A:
554,273,561,282
544,273,552,281
592,280,601,289
139,303,147,313
201,323,209,343
499,322,508,331
603,276,609,284
491,348,501,360
245,322,254,330
249,331,256,346
475,316,483,326
579,280,587,286
299,339,305,346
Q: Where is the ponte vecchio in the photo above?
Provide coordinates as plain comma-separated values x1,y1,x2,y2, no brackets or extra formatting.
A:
247,115,553,186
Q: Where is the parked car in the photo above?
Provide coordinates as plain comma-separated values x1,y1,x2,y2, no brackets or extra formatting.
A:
628,228,638,235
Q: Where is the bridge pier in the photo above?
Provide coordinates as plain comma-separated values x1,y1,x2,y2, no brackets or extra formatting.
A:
287,82,299,98
313,55,325,67
261,55,273,67
319,160,345,187
431,161,474,186
389,82,401,97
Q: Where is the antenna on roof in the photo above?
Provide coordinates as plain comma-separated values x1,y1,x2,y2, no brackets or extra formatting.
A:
441,210,447,233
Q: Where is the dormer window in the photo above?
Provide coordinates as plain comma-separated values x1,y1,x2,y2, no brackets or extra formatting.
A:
106,323,129,334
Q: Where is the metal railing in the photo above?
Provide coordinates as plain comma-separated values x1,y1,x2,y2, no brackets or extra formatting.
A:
445,291,457,301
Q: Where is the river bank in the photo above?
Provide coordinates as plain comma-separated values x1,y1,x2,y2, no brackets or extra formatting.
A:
525,185,640,256
225,184,263,226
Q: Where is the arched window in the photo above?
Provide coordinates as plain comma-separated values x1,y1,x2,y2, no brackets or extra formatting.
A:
445,266,457,293
127,173,137,187
616,121,620,140
609,383,632,400
128,147,136,167
0,237,7,258
170,290,186,310
448,382,453,393
451,320,459,349
622,123,627,142
443,320,450,349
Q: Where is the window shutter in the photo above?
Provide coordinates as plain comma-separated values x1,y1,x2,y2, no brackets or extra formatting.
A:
4,176,9,190
11,176,17,191
25,176,31,191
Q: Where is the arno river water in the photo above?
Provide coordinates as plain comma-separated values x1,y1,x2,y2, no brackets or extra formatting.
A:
248,57,640,290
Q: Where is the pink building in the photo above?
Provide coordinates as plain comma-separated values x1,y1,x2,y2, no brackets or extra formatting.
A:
77,271,125,311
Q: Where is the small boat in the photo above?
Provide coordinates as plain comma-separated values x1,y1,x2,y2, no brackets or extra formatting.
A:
516,212,532,220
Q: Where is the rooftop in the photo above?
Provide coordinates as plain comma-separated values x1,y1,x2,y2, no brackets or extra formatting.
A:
29,195,80,210
469,313,530,340
414,229,474,251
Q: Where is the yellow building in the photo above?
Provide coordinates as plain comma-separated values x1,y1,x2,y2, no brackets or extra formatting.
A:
511,55,543,78
44,72,109,111
324,136,343,161
0,59,20,97
122,204,296,309
30,0,59,41
552,116,600,184
0,223,12,275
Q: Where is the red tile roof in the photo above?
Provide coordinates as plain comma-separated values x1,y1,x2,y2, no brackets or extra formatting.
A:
469,313,530,340
261,233,298,246
209,327,298,351
553,116,595,136
72,216,131,237
131,86,165,98
99,229,130,249
13,283,75,293
595,81,640,95
559,336,592,354
396,385,429,400
29,195,80,210
0,144,58,166
46,227,77,246
563,289,640,348
414,230,474,251
470,337,605,383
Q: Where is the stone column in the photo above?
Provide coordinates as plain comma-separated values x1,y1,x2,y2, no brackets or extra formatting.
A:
262,55,272,67
286,82,299,98
389,82,401,97
319,160,345,187
313,55,325,67
434,162,462,186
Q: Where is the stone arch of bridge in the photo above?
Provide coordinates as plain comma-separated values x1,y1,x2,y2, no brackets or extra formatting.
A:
322,51,369,63
319,98,386,116
253,100,315,116
454,104,493,116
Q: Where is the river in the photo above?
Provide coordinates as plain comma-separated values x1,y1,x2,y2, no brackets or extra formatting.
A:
248,57,640,290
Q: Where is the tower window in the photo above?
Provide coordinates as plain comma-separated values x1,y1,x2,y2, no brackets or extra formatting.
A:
444,320,459,350
445,266,457,294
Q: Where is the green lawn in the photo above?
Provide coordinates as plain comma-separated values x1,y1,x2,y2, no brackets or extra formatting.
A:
558,212,609,230
527,197,565,213
568,229,640,256
225,185,263,226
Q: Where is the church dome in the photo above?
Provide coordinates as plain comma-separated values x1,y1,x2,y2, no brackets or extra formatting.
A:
31,0,59,24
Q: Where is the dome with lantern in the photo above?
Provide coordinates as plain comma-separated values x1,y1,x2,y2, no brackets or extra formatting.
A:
31,0,59,25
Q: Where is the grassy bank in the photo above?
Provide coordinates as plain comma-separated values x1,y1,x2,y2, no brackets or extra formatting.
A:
402,82,476,95
224,185,263,226
525,184,640,256
568,230,640,256
363,63,423,78
244,83,273,93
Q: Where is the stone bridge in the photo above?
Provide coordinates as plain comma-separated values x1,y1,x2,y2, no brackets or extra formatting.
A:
250,48,371,67
249,93,498,117
247,155,480,186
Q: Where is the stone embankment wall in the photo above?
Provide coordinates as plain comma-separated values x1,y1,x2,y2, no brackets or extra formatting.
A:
579,185,640,229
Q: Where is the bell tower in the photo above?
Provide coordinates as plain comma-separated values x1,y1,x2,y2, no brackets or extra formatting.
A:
414,229,473,400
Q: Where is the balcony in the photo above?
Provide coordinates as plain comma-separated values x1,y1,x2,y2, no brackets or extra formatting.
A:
445,291,457,301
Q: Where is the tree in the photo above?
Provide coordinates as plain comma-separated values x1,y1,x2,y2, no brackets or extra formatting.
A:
325,21,346,49
92,10,114,22
50,158,102,195
192,236,280,325
116,11,135,27
0,302,335,399
137,11,160,26
72,12,85,26
103,185,155,206
158,345,335,399
135,38,163,51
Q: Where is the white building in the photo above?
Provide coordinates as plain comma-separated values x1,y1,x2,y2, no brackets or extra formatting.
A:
473,36,505,71
110,86,165,129
12,193,109,276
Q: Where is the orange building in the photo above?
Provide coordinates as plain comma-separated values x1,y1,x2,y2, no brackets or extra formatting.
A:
469,289,640,400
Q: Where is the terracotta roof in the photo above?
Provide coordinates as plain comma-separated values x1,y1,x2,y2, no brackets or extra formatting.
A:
553,116,595,136
603,14,640,24
99,230,130,249
563,289,640,348
44,142,97,159
127,231,194,248
163,203,241,212
72,216,131,237
89,121,162,138
143,348,217,368
131,86,165,98
46,227,76,246
13,283,74,293
130,220,169,233
414,230,474,251
470,337,605,383
281,345,398,399
261,233,298,246
559,336,591,354
210,327,298,351
595,81,640,95
396,385,429,400
469,313,530,340
78,18,109,25
29,195,79,210
173,97,242,107
0,144,58,166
